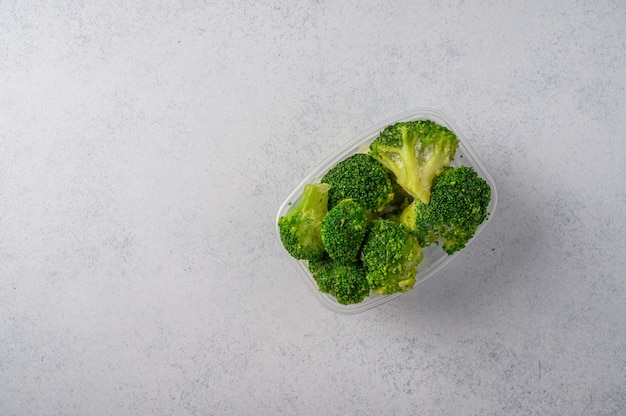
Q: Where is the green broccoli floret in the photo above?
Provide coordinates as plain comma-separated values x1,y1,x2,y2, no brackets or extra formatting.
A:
369,120,459,204
400,166,491,254
307,255,331,276
398,198,438,248
278,183,330,260
361,219,423,295
309,258,370,305
321,199,368,263
321,153,394,213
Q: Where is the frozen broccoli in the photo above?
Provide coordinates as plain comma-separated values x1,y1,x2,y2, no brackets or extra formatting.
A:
361,219,423,295
321,198,368,263
400,166,491,254
321,153,394,213
278,118,493,306
278,183,330,260
308,258,370,305
369,120,459,204
398,198,437,248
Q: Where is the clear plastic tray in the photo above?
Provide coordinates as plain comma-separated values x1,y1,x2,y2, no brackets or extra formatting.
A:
275,108,498,314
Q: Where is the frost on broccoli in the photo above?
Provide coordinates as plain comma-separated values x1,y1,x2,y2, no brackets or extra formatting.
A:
361,219,423,295
369,120,459,204
278,183,330,260
321,153,394,213
400,166,491,254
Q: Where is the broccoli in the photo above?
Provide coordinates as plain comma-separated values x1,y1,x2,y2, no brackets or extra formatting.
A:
277,118,493,307
400,166,491,254
307,255,331,276
369,120,459,204
321,198,368,263
278,183,330,260
398,198,438,248
321,153,394,213
308,258,370,305
379,176,414,222
361,219,423,295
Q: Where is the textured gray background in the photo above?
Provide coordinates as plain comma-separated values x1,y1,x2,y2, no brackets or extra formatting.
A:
1,1,625,415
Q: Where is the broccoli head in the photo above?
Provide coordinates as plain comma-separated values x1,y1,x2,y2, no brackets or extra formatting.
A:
369,120,459,204
398,198,438,248
309,258,370,305
361,219,423,295
400,166,491,254
278,183,330,260
321,153,394,213
321,198,368,263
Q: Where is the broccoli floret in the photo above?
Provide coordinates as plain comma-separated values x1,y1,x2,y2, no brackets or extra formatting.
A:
398,198,439,248
307,255,331,276
321,199,368,263
400,166,491,254
309,258,370,305
278,183,330,260
369,120,459,204
361,219,423,295
321,153,394,213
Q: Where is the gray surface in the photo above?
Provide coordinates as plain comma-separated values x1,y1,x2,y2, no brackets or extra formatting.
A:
1,1,625,415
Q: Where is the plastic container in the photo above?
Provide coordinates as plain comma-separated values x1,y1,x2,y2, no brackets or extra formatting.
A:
275,108,498,314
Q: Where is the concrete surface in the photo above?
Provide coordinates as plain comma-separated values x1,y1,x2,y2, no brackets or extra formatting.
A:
1,1,624,415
